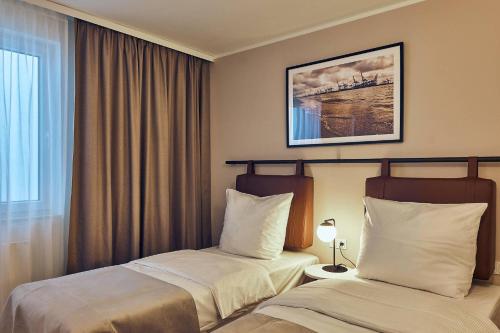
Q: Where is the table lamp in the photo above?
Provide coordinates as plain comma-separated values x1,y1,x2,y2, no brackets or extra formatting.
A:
316,218,348,273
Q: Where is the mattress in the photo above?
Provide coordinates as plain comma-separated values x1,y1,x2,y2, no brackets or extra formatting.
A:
257,269,500,332
123,247,318,331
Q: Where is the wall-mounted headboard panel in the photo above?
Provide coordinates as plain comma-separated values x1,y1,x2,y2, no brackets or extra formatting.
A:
366,158,496,280
235,160,313,250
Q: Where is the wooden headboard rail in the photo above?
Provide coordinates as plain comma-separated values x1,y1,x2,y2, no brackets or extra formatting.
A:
366,157,496,280
235,160,314,250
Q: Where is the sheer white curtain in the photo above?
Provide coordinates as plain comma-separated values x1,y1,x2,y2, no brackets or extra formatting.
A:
0,0,73,305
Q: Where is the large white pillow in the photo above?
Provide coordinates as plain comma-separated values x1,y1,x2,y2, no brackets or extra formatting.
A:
219,189,294,260
357,196,487,298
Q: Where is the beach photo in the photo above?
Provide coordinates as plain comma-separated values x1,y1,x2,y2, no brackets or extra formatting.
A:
286,43,403,147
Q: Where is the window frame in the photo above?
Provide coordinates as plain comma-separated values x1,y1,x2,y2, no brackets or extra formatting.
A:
0,30,63,219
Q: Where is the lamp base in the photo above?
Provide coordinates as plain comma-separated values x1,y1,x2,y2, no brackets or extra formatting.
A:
322,265,348,273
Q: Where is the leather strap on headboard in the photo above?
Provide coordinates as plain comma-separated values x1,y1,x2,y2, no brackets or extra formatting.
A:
295,160,304,176
468,157,479,178
368,157,496,280
236,160,313,250
381,159,391,177
247,161,255,175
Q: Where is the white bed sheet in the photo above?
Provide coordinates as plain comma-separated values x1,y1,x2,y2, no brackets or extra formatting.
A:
257,269,500,332
201,247,319,294
123,247,318,331
466,280,500,327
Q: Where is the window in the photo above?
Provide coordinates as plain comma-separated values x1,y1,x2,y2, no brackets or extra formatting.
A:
0,0,73,304
0,48,40,202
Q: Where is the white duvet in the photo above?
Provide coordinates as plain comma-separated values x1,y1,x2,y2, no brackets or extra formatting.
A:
125,249,277,319
257,277,499,332
123,247,318,331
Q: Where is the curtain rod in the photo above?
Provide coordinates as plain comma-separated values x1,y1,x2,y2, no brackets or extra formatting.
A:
226,156,500,165
23,0,216,62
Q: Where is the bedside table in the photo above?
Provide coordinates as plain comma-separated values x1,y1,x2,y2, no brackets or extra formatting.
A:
304,264,354,282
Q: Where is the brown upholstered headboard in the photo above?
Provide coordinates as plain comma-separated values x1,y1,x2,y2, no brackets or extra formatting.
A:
235,160,313,250
366,158,496,280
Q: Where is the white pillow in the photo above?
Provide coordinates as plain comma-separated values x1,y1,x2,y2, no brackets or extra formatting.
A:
219,189,294,259
357,196,487,298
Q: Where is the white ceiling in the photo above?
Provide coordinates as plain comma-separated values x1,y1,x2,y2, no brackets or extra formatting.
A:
47,0,421,59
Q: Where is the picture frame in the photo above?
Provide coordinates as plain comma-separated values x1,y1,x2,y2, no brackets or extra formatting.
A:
286,42,403,147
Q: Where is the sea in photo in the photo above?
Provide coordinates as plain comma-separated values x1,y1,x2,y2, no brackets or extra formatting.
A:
293,84,394,139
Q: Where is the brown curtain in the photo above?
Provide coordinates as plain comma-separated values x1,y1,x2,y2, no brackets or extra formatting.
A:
67,20,211,273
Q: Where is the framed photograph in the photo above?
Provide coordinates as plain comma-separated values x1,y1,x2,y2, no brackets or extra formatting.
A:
286,42,403,147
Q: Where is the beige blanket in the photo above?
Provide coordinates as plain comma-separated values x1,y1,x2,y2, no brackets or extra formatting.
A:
0,266,199,333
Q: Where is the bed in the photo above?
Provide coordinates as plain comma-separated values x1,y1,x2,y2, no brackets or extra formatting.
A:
123,247,318,331
218,271,500,332
0,161,317,333
215,158,500,333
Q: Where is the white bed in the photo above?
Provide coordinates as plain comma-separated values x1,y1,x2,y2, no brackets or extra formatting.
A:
123,246,318,331
252,270,500,332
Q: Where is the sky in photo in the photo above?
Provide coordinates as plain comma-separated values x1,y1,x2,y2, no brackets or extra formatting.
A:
293,55,394,95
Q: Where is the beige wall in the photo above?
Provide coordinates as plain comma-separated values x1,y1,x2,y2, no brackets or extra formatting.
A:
210,0,500,266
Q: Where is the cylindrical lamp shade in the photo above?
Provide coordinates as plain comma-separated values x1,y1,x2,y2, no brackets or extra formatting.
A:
316,221,336,242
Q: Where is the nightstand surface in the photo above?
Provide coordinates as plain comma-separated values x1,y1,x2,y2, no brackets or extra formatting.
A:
305,264,354,280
